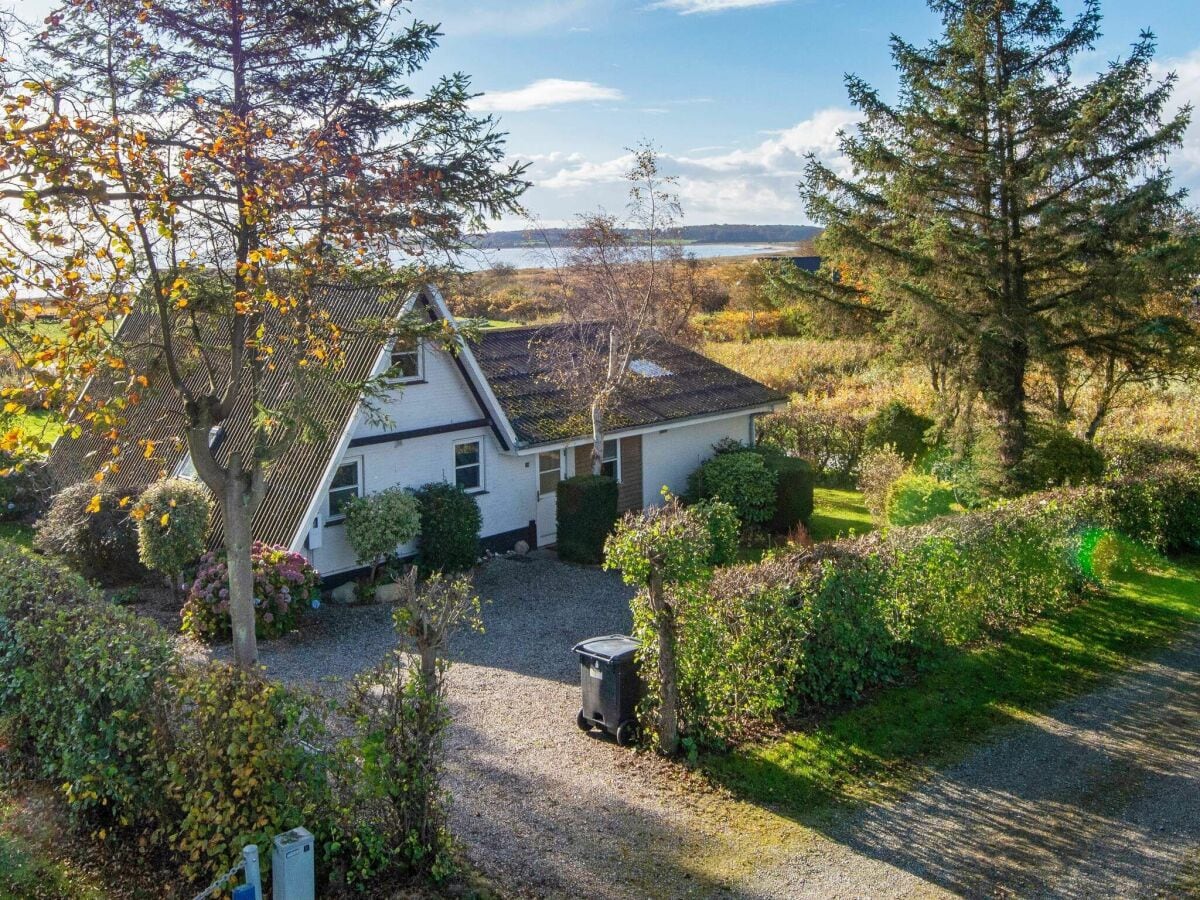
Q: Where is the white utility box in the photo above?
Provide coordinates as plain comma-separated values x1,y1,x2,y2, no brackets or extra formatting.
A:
271,827,315,900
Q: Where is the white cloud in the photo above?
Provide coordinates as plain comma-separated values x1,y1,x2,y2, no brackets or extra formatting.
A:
470,78,624,113
517,105,857,223
651,0,791,14
1152,47,1200,191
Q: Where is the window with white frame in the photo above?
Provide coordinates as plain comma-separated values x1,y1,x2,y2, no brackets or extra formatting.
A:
327,458,363,521
600,438,620,481
389,336,422,381
454,439,483,492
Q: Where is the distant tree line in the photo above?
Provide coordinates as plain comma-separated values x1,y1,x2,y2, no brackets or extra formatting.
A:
472,224,821,249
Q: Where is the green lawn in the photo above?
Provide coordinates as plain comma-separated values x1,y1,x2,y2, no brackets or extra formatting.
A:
0,522,34,549
703,556,1200,821
808,487,873,542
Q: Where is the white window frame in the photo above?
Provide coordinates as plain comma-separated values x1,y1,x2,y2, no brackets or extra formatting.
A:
327,456,364,522
601,438,621,482
388,336,423,383
454,438,485,493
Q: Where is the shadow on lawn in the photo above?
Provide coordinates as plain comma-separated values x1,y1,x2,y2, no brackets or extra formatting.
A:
702,560,1200,895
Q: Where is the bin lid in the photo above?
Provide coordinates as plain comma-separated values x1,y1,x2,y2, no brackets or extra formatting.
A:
572,634,640,662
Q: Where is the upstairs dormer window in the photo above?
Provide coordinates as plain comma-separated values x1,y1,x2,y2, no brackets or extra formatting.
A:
390,336,422,382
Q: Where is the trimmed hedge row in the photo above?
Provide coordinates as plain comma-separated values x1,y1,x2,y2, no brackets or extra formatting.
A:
0,544,454,892
650,462,1200,743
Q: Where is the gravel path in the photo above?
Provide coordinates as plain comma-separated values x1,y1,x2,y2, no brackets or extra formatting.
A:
242,556,1200,899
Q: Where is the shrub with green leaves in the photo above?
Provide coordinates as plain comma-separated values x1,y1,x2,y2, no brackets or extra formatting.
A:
692,498,740,567
136,479,212,589
884,473,955,526
343,487,421,580
863,400,933,461
1020,426,1105,489
413,482,482,574
556,475,618,564
1104,461,1200,554
687,450,777,525
35,481,145,583
858,444,909,520
752,448,815,532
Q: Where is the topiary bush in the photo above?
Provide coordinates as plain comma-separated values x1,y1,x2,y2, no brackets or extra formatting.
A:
687,450,777,526
412,482,482,574
863,401,933,461
556,475,619,564
343,487,421,581
136,479,212,592
884,473,956,526
35,481,145,583
182,541,319,640
1020,426,1105,490
754,449,814,532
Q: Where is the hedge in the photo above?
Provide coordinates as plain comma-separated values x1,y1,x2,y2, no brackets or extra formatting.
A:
35,481,145,583
557,475,618,564
638,463,1200,744
0,543,457,891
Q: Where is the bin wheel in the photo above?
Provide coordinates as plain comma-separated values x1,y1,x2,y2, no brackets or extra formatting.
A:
615,720,638,747
576,709,592,732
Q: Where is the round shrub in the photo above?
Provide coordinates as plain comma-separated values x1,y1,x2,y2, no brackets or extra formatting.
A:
413,482,482,574
136,479,212,587
557,475,619,564
884,474,955,526
687,451,777,526
754,449,815,532
182,541,319,640
35,481,144,583
343,487,420,579
863,401,933,461
1021,427,1105,490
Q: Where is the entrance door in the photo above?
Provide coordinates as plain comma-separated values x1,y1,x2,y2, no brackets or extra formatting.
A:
535,449,564,546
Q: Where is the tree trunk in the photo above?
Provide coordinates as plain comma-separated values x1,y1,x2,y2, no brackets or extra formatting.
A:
647,568,680,755
590,399,604,476
980,336,1029,487
222,476,259,669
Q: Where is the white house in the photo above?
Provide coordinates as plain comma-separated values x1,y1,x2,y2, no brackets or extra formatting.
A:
47,285,785,585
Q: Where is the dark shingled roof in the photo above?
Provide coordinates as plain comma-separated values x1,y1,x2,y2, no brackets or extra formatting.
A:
47,284,409,548
470,324,785,448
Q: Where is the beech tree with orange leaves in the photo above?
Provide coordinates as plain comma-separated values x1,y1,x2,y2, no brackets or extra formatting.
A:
0,0,525,667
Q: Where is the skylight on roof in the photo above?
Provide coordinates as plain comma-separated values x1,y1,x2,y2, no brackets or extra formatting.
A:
630,358,672,378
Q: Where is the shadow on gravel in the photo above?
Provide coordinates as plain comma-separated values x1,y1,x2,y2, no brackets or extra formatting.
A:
446,723,739,900
822,642,1200,897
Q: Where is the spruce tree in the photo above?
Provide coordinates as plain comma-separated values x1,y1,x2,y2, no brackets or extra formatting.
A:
788,0,1198,484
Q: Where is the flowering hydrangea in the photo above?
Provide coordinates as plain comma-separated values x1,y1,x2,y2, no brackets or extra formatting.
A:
181,541,320,641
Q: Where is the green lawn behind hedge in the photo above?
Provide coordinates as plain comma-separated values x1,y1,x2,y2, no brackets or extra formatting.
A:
703,556,1200,821
808,487,873,542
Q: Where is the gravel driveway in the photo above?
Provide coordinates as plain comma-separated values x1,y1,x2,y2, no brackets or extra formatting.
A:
242,556,1200,899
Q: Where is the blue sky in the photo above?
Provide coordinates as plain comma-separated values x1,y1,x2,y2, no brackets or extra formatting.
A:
11,0,1200,228
407,0,1200,228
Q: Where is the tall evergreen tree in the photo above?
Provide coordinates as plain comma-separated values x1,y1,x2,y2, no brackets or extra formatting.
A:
786,0,1198,483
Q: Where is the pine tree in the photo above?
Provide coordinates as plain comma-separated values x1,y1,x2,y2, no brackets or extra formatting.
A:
787,0,1198,484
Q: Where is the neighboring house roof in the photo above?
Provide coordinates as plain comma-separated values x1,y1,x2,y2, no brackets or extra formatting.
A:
470,323,786,448
47,283,410,548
